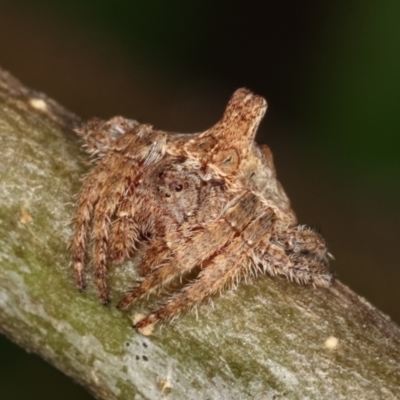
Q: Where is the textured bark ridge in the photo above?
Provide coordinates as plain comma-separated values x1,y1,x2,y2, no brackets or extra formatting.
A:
0,66,399,400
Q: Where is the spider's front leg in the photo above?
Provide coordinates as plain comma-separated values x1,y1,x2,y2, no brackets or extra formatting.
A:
107,198,139,266
91,172,130,304
72,123,167,304
72,120,143,292
134,207,276,331
73,153,140,299
72,160,117,292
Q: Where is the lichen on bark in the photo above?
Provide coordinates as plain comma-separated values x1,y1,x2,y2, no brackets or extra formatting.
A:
0,67,399,400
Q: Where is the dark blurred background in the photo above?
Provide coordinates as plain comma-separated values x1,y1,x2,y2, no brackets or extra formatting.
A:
0,1,399,399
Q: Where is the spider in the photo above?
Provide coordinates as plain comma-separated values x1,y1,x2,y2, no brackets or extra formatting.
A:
72,88,333,333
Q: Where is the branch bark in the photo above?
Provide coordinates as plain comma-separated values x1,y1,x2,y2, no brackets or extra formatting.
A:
0,66,399,400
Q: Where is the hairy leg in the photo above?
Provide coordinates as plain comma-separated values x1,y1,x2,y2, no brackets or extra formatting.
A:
117,220,233,309
256,227,333,287
76,116,140,155
92,161,131,304
72,120,145,289
136,240,172,277
74,125,168,302
107,197,139,265
278,226,331,262
117,191,265,309
72,161,112,291
134,210,275,329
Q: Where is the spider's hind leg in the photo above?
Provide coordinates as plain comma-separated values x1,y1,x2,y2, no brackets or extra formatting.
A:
257,226,333,287
283,226,332,263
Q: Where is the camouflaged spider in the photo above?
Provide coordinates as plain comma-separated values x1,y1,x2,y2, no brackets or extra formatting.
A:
72,88,333,332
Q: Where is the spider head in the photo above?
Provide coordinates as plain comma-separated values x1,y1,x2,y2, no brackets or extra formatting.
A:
157,171,185,201
152,161,203,223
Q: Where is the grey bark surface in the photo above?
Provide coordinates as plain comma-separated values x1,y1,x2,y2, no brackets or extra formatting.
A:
0,66,399,400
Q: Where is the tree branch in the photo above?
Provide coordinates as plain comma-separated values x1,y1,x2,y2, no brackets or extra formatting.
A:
0,66,399,399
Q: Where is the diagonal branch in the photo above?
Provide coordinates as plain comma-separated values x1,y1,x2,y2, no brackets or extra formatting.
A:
0,66,399,399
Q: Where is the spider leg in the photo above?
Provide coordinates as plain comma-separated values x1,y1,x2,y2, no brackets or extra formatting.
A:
74,126,167,302
137,240,172,277
256,226,333,287
290,256,332,287
72,123,151,289
109,187,181,274
117,220,233,309
253,240,293,276
107,198,139,265
92,160,131,304
117,191,264,309
76,116,140,155
284,226,333,286
134,209,275,330
282,226,332,263
72,161,111,291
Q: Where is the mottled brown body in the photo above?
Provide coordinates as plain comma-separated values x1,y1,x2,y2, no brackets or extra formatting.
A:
72,88,333,332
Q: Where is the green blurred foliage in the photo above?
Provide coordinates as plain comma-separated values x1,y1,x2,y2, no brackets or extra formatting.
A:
16,0,220,75
300,1,400,196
